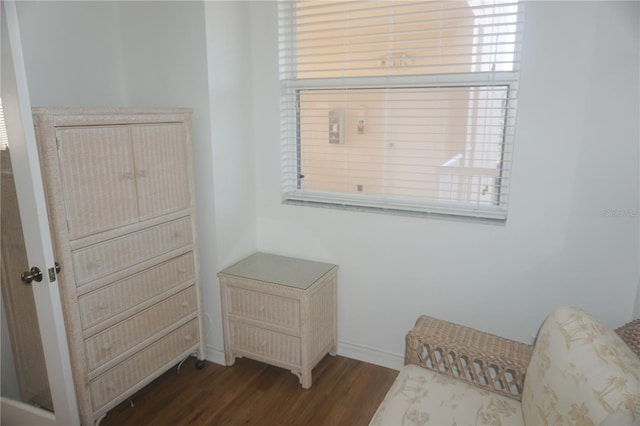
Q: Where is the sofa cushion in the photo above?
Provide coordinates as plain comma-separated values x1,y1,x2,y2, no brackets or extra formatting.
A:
521,306,640,425
369,364,524,425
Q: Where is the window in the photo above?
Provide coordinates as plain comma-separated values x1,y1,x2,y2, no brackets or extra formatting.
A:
279,0,524,221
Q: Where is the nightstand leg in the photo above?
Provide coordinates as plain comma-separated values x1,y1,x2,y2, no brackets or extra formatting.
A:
301,370,312,389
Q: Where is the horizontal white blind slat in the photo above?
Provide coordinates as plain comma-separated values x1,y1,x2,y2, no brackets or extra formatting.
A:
279,0,524,220
281,1,522,78
293,1,521,21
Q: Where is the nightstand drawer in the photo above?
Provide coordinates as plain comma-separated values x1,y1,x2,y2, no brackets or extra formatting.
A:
227,286,300,331
85,287,197,371
230,321,301,366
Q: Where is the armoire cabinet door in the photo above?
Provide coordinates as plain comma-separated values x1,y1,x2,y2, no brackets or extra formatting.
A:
131,123,191,220
55,126,139,240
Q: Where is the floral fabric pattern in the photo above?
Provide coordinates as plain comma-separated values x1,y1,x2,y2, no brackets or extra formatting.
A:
521,307,640,426
369,365,524,425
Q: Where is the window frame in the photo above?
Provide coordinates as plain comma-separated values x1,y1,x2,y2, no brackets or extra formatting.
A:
279,1,524,222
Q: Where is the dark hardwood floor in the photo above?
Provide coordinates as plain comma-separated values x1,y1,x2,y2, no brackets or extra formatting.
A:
101,355,398,426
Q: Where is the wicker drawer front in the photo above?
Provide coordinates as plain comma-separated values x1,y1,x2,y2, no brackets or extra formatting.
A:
90,319,198,411
78,252,195,329
230,321,301,366
227,287,300,331
85,287,197,371
72,217,193,285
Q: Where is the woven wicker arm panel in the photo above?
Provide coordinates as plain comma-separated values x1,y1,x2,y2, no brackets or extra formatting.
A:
405,315,533,401
616,319,640,357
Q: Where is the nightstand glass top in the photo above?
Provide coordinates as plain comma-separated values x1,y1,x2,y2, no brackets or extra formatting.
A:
219,252,336,290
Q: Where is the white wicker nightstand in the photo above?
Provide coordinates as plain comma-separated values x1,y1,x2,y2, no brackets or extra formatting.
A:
218,252,338,388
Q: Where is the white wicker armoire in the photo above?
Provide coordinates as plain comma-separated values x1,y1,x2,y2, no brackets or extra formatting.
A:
32,108,206,425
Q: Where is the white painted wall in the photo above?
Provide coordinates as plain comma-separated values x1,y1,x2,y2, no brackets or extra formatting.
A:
204,1,256,267
204,1,258,361
634,281,640,319
249,1,640,368
15,1,127,107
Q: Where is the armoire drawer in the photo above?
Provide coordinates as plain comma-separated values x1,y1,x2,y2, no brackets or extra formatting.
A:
90,318,198,412
227,286,300,331
84,287,197,371
78,252,195,330
72,217,193,285
229,321,301,367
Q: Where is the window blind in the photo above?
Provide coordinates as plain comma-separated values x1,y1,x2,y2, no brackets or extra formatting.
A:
279,0,524,220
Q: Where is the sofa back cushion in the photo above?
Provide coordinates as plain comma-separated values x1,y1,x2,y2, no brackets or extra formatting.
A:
521,307,640,425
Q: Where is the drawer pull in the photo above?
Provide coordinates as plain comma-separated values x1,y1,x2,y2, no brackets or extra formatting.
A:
101,344,112,351
181,301,190,308
258,305,265,313
97,302,107,309
184,334,193,341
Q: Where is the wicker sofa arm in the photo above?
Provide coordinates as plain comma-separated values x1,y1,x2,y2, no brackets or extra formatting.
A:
616,318,640,357
405,315,534,401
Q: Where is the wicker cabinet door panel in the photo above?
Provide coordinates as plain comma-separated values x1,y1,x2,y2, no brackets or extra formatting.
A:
84,287,197,371
227,286,300,331
89,319,198,412
78,252,195,329
230,321,301,367
131,124,191,221
72,217,193,286
55,126,138,239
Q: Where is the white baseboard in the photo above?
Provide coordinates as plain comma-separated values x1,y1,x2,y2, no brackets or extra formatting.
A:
204,341,403,371
336,341,403,371
205,344,226,366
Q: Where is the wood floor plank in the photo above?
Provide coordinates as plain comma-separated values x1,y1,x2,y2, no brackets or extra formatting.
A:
101,355,398,426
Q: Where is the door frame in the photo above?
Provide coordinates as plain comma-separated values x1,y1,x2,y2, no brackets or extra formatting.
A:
1,1,79,424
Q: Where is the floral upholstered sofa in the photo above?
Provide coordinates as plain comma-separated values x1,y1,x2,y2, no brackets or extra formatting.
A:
369,307,640,425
